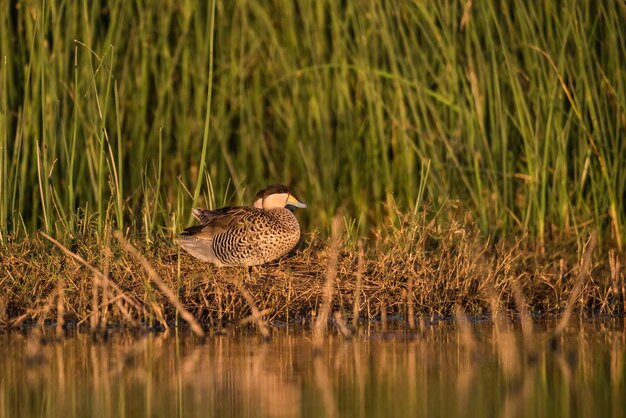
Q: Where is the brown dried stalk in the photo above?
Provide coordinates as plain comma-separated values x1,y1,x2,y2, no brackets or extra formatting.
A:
554,232,597,337
313,215,343,348
352,240,364,328
114,231,205,338
229,278,271,339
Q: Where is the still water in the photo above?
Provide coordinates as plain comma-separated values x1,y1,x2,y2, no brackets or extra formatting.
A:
0,321,624,418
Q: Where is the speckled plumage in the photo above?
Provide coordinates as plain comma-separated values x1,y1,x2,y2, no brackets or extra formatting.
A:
179,185,305,267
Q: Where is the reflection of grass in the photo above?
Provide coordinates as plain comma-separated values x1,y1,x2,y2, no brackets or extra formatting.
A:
4,319,625,418
1,0,625,250
1,210,623,330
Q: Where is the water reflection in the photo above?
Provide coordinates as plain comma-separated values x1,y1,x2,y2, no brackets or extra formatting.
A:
0,321,624,418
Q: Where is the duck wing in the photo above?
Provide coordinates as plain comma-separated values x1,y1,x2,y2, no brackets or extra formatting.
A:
182,206,258,239
192,206,243,224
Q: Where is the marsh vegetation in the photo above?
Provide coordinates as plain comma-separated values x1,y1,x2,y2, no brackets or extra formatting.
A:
0,0,625,366
1,0,625,246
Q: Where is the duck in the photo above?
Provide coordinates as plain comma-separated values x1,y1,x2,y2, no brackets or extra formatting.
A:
179,184,307,267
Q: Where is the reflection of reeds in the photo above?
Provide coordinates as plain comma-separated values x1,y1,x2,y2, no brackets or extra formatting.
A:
1,318,625,417
499,365,537,418
179,335,302,418
609,332,623,387
314,344,338,418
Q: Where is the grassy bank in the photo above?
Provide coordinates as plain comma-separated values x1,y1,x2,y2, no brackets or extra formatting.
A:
1,0,625,248
1,211,624,331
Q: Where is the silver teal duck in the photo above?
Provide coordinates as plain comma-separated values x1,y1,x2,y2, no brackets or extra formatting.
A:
179,184,306,267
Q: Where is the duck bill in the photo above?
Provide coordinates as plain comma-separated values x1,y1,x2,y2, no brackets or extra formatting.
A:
287,195,307,208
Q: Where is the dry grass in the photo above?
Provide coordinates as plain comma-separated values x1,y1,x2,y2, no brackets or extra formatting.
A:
0,212,624,333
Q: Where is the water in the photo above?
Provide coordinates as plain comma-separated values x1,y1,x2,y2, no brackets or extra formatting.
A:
1,320,624,418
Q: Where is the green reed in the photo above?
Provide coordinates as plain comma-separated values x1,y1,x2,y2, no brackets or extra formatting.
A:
0,0,624,248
